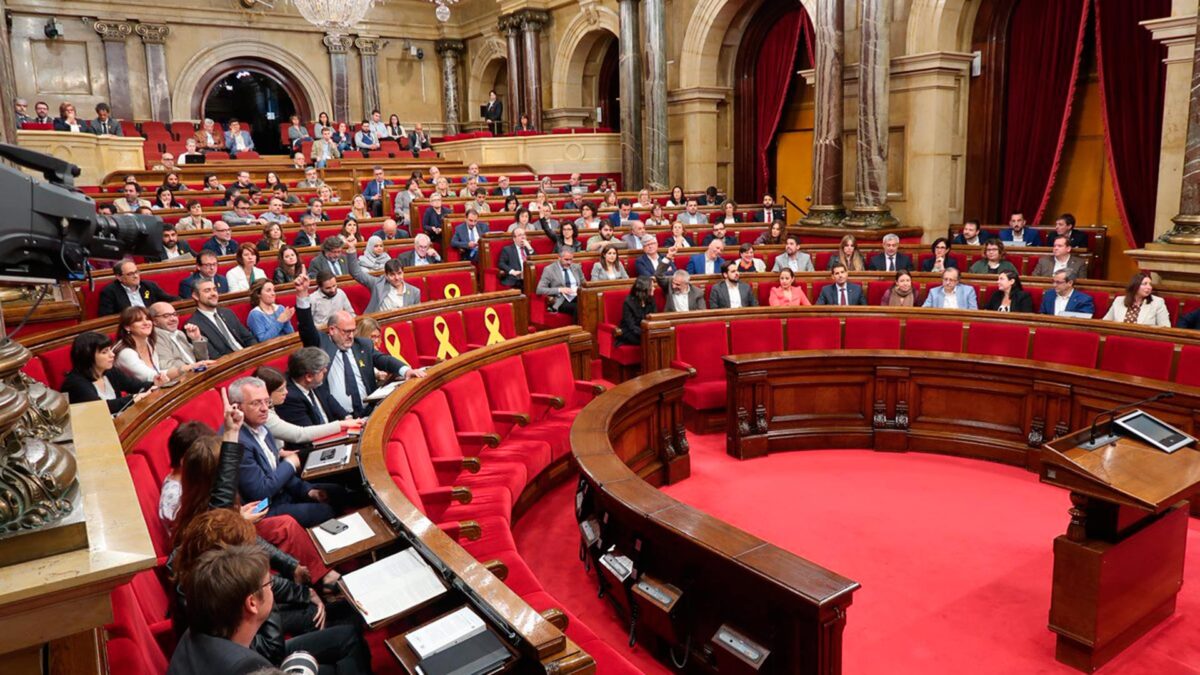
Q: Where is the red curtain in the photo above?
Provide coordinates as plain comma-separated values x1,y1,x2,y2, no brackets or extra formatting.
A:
752,10,809,199
999,0,1090,224
1095,0,1168,247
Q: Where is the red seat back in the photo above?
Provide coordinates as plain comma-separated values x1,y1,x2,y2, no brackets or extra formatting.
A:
1099,336,1173,381
383,439,426,510
479,356,534,413
730,319,784,355
462,303,516,347
442,371,498,433
1031,327,1100,369
522,343,584,405
843,318,901,349
601,290,629,325
673,321,728,382
904,319,963,352
966,322,1030,359
413,313,468,363
125,454,171,559
1174,345,1200,387
131,417,180,482
379,320,420,367
412,391,465,460
426,271,476,300
785,317,842,349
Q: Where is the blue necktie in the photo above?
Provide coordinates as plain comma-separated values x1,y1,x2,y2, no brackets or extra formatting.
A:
340,350,363,414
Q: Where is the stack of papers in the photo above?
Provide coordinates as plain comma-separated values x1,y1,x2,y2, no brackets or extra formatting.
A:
304,444,352,471
405,607,487,659
342,549,446,624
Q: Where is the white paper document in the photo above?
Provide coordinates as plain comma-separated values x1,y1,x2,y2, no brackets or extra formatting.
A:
365,380,402,402
342,548,446,623
311,511,375,552
405,606,487,659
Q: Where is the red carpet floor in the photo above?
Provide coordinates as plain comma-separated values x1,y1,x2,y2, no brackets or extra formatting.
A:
513,434,1200,674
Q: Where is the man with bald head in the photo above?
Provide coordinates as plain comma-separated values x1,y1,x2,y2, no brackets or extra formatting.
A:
293,274,424,416
148,302,214,372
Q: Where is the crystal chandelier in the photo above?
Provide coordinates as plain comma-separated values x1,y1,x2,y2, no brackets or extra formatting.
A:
288,0,377,33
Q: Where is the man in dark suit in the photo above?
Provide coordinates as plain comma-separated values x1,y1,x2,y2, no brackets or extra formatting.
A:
408,122,432,156
664,270,706,312
450,209,489,262
1040,268,1095,317
1053,213,1089,249
497,227,534,288
201,220,238,257
951,220,992,246
816,263,867,305
560,173,583,194
483,90,503,135
700,222,739,247
749,194,782,224
274,346,355,434
294,215,321,248
397,233,443,267
491,176,521,196
709,261,757,309
360,165,392,218
607,198,640,229
634,236,677,287
154,223,196,262
85,102,122,136
97,261,178,316
866,233,914,273
686,240,727,276
184,279,257,358
178,251,230,297
294,275,424,417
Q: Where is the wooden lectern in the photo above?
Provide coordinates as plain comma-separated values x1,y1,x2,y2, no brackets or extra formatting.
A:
1040,427,1200,672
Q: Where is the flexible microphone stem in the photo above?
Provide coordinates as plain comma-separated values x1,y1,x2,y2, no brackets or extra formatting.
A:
1085,392,1174,447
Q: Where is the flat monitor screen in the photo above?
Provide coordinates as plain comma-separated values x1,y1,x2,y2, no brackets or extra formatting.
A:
1114,410,1194,454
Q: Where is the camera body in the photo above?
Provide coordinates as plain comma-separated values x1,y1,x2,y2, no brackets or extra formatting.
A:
0,143,164,282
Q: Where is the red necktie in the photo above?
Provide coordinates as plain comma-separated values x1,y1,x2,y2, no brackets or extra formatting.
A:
839,287,847,306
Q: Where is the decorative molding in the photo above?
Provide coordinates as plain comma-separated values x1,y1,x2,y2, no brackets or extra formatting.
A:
498,14,523,37
92,21,132,42
322,33,353,54
354,36,387,56
435,38,465,55
134,23,170,44
514,9,550,32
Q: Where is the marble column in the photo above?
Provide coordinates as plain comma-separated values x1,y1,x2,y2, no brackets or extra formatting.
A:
1165,9,1200,245
643,0,668,189
92,21,133,120
135,24,171,123
517,10,549,132
354,36,384,118
323,33,353,124
617,0,644,190
844,0,898,228
500,15,524,133
436,39,465,136
0,0,20,143
801,0,845,226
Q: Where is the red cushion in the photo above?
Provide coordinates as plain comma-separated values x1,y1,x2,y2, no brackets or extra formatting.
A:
463,303,516,348
730,318,784,355
412,313,468,365
1031,327,1100,369
22,357,49,387
426,271,476,300
786,317,841,349
1174,345,1200,387
39,346,72,391
1099,336,1173,381
414,390,551,477
341,282,370,314
379,320,421,368
107,584,168,675
967,322,1030,359
521,343,591,408
904,319,963,352
402,412,525,503
125,454,171,561
683,379,726,411
131,417,180,482
442,372,499,434
171,388,224,431
384,439,427,511
673,321,728,382
843,318,901,349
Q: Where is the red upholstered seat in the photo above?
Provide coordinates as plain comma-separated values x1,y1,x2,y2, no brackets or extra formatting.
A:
843,317,901,349
413,390,549,480
441,373,559,471
598,290,641,366
1031,327,1100,369
463,303,516,349
479,358,573,459
388,418,514,519
426,270,476,300
672,321,728,411
966,322,1030,359
412,313,468,366
130,568,176,655
731,318,784,355
126,454,171,562
521,342,604,411
39,345,73,390
1099,336,1174,381
903,319,963,352
401,412,526,504
131,417,179,481
22,356,49,387
867,280,893,306
786,317,842,349
171,388,224,431
1174,345,1200,387
107,583,168,675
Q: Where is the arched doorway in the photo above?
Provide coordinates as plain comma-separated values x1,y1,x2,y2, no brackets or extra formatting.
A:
595,41,619,132
191,58,312,155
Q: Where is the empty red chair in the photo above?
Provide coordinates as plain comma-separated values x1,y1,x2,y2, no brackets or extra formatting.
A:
479,357,573,459
404,411,526,503
130,568,175,654
106,583,168,675
39,345,74,392
393,415,514,514
22,357,49,387
843,317,901,349
412,313,468,366
463,303,516,349
904,319,963,352
342,150,364,159
966,322,1031,359
426,270,476,300
169,121,195,140
126,454,171,562
1031,327,1100,369
441,371,559,468
1099,336,1173,381
170,388,224,431
671,321,729,411
786,317,841,349
233,150,260,160
731,318,784,355
378,140,401,157
414,390,551,478
131,416,180,481
521,342,605,412
1174,345,1200,387
384,438,509,525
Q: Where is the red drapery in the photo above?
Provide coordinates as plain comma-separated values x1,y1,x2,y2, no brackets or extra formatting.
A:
1095,0,1168,247
752,9,813,200
999,0,1090,224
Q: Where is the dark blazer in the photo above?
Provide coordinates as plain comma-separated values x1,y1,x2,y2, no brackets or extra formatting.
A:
97,280,178,316
153,239,196,263
749,207,784,223
86,118,123,136
1063,229,1089,249
816,283,867,306
664,286,706,312
361,179,393,202
709,281,757,309
920,255,959,273
491,185,522,196
1000,228,1043,247
201,237,238,257
294,230,320,248
450,222,490,259
1040,289,1095,317
616,297,655,346
408,130,432,152
184,308,258,358
635,254,676,281
60,369,150,414
607,211,640,229
422,206,449,236
700,233,739,247
497,243,533,288
484,100,503,123
275,380,349,435
952,230,993,246
178,272,229,298
167,629,272,675
866,252,914,273
237,425,313,505
297,302,405,415
984,289,1035,313
52,118,84,132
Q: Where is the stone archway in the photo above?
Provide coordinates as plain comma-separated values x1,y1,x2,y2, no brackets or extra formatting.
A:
467,39,508,118
678,0,815,90
550,9,619,109
172,40,329,122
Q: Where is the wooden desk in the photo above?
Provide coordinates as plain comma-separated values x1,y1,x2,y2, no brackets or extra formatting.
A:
306,507,397,567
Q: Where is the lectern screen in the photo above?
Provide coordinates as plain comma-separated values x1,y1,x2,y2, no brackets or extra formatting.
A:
1114,410,1194,454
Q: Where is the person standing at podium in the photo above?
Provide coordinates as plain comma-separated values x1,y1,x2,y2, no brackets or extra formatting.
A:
484,90,504,135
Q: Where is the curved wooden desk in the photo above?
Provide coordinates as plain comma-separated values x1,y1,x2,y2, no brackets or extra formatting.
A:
572,370,859,674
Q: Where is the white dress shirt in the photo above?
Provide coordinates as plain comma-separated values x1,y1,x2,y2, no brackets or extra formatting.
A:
328,348,368,414
942,290,959,309
1054,292,1071,316
726,283,742,309
123,284,145,308
246,423,277,469
672,293,690,312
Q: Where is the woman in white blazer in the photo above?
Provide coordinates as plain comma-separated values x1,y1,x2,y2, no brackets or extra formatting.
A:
1103,272,1171,327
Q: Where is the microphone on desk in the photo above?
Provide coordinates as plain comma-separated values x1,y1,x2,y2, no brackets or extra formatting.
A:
1079,392,1174,450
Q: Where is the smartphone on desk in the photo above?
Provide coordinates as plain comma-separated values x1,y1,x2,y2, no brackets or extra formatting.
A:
318,518,348,535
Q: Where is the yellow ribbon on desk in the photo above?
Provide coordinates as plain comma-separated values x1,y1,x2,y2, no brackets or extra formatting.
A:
433,316,460,360
484,307,506,346
381,326,410,366
442,283,461,299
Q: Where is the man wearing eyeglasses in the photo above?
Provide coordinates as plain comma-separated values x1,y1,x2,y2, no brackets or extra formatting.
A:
202,220,239,257
97,260,178,316
178,251,230,297
148,302,214,372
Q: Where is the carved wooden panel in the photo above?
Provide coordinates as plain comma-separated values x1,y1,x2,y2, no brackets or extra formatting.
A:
909,375,1028,438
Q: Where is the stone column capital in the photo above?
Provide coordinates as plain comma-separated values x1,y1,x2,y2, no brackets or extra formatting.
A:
322,33,354,54
498,14,522,36
92,21,132,42
514,9,550,32
354,36,386,56
134,23,170,44
435,39,466,56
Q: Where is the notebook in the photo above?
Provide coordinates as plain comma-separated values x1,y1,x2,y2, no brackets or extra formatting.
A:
415,629,509,675
341,549,446,625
